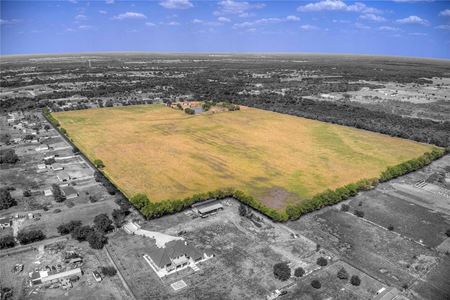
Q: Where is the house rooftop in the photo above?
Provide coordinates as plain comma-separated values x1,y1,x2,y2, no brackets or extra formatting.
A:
147,240,203,269
198,203,223,215
61,186,77,196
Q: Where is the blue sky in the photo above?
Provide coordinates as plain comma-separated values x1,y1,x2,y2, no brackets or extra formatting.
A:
1,0,450,58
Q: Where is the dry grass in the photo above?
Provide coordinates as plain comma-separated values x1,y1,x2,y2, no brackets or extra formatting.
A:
53,104,434,209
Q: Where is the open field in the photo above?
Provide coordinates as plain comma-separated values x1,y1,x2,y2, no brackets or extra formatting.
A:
53,104,436,209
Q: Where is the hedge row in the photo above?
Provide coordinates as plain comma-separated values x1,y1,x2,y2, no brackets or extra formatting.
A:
43,107,60,127
379,147,445,182
131,147,446,222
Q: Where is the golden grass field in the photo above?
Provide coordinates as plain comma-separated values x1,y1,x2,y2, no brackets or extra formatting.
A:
53,104,435,209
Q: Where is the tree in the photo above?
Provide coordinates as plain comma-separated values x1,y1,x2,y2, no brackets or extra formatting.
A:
0,188,17,210
294,267,305,278
238,203,248,216
57,220,82,235
337,267,349,280
94,159,105,168
112,209,126,227
101,266,117,277
354,210,364,218
0,235,16,249
311,280,321,289
273,262,291,281
17,230,45,244
87,230,107,249
350,275,361,286
93,214,113,233
184,107,195,115
445,229,450,237
0,149,19,164
316,257,328,267
52,184,65,202
71,225,93,242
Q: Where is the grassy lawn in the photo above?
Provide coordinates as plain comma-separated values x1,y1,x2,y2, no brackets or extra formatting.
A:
53,104,435,209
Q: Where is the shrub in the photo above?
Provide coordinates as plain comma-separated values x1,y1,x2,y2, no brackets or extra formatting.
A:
0,235,16,249
101,266,117,277
354,210,364,218
316,257,328,267
71,225,93,242
184,108,195,115
273,262,291,281
87,230,107,249
57,220,82,235
294,267,305,277
0,188,17,210
341,204,349,212
238,203,248,216
89,195,97,203
17,230,45,244
337,267,349,280
94,159,105,169
52,184,65,203
23,190,32,197
311,280,321,289
112,209,127,227
350,275,361,286
445,229,450,237
93,214,113,233
0,149,19,164
387,225,394,231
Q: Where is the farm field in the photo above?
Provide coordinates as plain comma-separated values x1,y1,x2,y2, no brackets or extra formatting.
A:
53,104,436,210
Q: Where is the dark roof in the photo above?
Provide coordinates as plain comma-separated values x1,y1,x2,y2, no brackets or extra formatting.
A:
61,186,77,196
147,240,203,269
0,217,11,224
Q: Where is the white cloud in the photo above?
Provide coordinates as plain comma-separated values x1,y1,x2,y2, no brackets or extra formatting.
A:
298,0,381,14
161,21,180,26
396,15,429,26
439,9,450,17
75,14,87,21
359,14,386,22
214,0,265,17
393,0,434,2
286,15,300,21
192,19,222,26
99,10,107,15
435,24,450,30
159,0,193,10
409,32,427,36
355,22,370,29
112,12,147,20
78,25,94,30
332,19,351,24
0,19,21,25
105,0,114,4
379,26,400,31
217,16,231,23
300,24,319,31
145,22,156,26
233,16,300,29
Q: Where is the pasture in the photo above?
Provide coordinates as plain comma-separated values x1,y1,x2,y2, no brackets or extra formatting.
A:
52,104,435,209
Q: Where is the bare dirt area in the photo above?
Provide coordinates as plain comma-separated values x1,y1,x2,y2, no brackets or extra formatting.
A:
287,209,438,289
